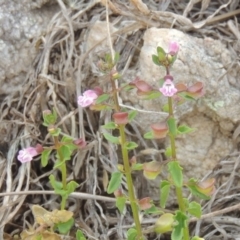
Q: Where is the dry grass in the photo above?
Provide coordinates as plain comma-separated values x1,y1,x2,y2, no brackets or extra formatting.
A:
0,0,240,239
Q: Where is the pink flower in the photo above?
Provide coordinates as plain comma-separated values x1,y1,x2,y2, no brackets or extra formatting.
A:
17,147,38,163
168,41,179,55
77,90,98,107
159,79,178,97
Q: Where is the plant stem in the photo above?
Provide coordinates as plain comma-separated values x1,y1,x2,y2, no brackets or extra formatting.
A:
119,125,144,240
54,136,67,210
110,74,144,239
168,97,190,240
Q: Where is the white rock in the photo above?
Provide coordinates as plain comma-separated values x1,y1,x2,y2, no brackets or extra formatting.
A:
134,28,239,180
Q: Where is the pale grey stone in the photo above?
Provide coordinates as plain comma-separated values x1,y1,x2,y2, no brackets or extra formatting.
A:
0,1,59,95
134,28,239,180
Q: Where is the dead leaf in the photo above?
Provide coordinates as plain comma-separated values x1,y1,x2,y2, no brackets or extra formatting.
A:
102,169,109,191
31,205,73,227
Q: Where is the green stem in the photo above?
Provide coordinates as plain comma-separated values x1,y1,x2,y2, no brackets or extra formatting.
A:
54,136,67,210
119,125,144,240
168,97,190,240
110,73,143,239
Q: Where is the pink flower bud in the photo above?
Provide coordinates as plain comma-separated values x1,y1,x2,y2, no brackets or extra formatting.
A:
159,79,178,97
34,144,44,154
73,138,87,149
42,109,52,116
197,178,216,196
151,122,168,139
168,41,179,56
113,112,129,125
130,77,153,94
164,75,173,81
93,87,103,96
187,82,204,98
138,197,152,210
17,147,39,163
77,90,98,108
114,189,123,198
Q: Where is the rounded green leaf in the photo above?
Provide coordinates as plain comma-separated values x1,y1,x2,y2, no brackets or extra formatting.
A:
127,228,137,240
107,172,123,194
168,161,183,188
160,180,171,208
178,125,195,134
102,122,117,129
103,132,120,144
171,211,188,240
188,201,202,218
67,181,79,195
41,149,52,167
143,131,154,139
167,117,177,137
56,217,74,234
152,54,160,66
128,110,137,121
124,141,138,150
95,94,110,104
76,230,87,240
154,213,174,234
116,196,126,213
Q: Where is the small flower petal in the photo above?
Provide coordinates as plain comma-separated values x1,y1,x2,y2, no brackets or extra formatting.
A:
168,41,179,55
17,147,38,163
77,90,98,107
159,79,178,97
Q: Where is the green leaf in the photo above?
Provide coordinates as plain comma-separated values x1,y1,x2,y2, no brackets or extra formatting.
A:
178,125,195,134
188,201,202,218
49,127,61,137
152,54,160,66
124,141,138,150
160,180,171,208
41,149,52,167
42,109,58,126
49,175,65,195
76,230,87,240
127,228,137,240
142,91,161,100
154,213,174,233
56,217,74,234
183,198,189,209
144,205,163,214
167,117,177,137
165,147,172,157
102,122,117,129
187,178,211,200
162,103,169,113
61,136,77,152
107,172,123,194
103,132,120,144
157,46,166,61
116,196,126,214
105,53,112,63
54,159,64,169
128,110,137,121
95,94,110,104
114,52,120,63
67,181,79,195
168,161,183,188
58,145,71,161
191,236,205,240
35,235,42,240
143,131,154,139
172,211,188,240
131,163,143,171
